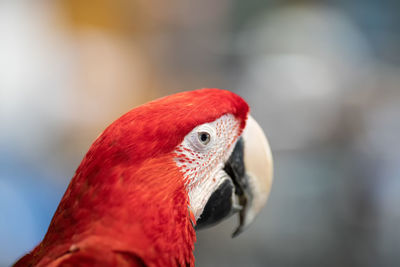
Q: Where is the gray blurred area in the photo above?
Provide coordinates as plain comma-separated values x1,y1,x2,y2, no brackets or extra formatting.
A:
1,0,400,266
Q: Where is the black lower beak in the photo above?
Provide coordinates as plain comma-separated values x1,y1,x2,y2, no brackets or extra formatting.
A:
195,138,253,237
223,137,253,237
195,179,235,229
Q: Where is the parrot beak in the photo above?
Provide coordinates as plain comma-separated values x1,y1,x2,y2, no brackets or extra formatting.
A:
195,115,273,237
230,115,273,237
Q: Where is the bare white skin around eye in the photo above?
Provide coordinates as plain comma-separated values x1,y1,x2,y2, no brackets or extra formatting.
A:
174,114,241,219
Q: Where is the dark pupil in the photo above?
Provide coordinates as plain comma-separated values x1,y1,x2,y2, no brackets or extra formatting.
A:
200,133,209,142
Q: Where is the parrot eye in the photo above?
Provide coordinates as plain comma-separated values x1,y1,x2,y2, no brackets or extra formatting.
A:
186,123,215,151
198,132,211,145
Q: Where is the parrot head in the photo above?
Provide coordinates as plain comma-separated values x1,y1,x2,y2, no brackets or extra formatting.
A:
15,88,273,267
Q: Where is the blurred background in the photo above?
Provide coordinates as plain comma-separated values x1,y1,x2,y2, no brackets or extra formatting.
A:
1,0,399,266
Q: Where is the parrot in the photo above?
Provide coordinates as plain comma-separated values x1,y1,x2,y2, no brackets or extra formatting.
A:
14,88,273,267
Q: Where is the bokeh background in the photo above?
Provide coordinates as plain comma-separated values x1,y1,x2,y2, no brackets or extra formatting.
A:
1,0,400,266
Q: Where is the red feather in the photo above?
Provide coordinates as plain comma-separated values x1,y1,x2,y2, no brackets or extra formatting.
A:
14,88,249,266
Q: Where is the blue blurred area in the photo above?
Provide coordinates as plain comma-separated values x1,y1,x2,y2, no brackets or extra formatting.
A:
0,147,65,265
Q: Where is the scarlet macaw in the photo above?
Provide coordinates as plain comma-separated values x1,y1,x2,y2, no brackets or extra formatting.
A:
14,88,273,266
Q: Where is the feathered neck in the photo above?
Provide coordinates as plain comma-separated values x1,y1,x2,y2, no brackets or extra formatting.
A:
29,154,196,266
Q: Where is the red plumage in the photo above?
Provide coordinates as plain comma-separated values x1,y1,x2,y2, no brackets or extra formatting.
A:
14,88,249,267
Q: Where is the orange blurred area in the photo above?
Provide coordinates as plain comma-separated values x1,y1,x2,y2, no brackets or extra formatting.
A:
1,0,400,266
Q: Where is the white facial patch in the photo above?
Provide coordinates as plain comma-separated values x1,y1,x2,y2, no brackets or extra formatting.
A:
174,114,242,220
